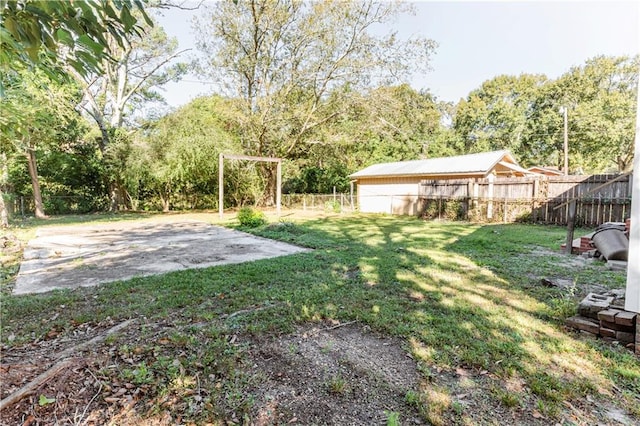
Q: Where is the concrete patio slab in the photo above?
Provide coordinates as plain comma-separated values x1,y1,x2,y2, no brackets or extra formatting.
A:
14,219,310,295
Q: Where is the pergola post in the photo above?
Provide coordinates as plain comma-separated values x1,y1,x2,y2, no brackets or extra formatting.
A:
276,160,282,217
219,153,224,220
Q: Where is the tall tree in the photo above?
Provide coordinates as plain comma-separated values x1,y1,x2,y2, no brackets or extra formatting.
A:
195,0,436,202
0,152,8,227
0,70,82,218
453,74,548,160
522,55,638,173
1,0,150,220
70,13,189,209
72,15,188,147
553,55,638,172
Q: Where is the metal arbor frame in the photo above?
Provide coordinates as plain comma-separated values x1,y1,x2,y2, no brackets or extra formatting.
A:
218,153,282,219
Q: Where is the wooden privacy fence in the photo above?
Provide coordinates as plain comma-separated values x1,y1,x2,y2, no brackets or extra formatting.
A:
419,174,632,226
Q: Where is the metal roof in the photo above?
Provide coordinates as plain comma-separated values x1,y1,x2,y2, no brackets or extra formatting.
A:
350,150,520,179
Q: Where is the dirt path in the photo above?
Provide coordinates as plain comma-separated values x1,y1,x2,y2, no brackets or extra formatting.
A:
14,219,309,295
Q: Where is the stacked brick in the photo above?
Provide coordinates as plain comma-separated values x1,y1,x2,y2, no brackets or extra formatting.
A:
566,293,638,354
560,235,594,255
597,308,636,345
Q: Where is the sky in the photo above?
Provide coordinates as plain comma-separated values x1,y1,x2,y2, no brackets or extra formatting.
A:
154,1,639,108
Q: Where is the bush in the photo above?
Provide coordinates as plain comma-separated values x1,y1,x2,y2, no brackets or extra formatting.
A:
237,207,267,227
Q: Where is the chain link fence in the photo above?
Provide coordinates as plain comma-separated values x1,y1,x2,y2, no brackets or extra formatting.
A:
3,193,357,217
282,193,356,213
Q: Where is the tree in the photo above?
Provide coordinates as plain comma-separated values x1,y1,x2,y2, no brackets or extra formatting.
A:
195,0,436,202
70,12,189,209
306,84,443,171
521,55,638,173
1,0,150,220
72,13,188,146
0,152,8,227
453,74,548,160
0,70,83,218
130,96,247,211
553,55,638,172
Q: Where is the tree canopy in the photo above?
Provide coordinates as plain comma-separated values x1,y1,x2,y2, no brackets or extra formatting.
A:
194,0,436,201
0,0,150,87
0,0,636,219
453,55,638,173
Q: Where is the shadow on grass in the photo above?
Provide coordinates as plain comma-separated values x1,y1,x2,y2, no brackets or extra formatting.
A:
2,214,638,423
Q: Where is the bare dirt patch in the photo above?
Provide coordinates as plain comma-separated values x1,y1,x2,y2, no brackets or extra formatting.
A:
0,319,426,425
1,301,636,425
247,323,424,425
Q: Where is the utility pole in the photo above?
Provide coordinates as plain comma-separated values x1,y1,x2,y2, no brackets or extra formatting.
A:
560,106,569,175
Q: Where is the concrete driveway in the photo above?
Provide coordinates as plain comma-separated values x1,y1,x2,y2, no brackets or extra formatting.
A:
14,219,309,295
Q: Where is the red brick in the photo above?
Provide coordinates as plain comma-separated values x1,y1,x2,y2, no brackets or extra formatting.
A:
566,316,600,335
598,309,623,323
616,331,635,344
600,319,634,332
614,311,637,327
599,327,616,338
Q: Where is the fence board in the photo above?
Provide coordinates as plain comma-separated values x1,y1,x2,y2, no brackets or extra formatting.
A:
419,174,632,226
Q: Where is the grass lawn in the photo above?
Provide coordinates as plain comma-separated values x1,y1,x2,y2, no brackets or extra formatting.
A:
1,213,638,425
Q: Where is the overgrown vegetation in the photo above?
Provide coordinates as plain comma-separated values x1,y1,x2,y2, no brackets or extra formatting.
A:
236,207,267,228
1,214,637,424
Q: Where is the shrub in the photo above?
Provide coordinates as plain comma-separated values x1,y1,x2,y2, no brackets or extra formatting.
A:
237,207,267,227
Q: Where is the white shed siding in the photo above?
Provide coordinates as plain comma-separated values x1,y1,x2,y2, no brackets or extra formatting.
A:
357,177,422,214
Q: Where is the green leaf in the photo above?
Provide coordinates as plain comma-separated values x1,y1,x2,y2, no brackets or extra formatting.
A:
55,28,74,47
38,395,56,406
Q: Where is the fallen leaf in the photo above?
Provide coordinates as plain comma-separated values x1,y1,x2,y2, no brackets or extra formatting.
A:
532,410,544,419
455,368,468,377
21,415,35,426
111,388,127,397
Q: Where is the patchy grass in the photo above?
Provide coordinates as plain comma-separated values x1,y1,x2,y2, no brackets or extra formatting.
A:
1,214,638,424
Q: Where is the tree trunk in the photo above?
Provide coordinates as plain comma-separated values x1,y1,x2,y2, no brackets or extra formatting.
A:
0,187,8,228
110,181,127,212
260,163,276,207
0,153,8,227
26,147,46,219
160,196,170,212
160,185,171,212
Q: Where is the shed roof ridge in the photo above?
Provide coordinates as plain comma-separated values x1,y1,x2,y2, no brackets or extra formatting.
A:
350,150,516,178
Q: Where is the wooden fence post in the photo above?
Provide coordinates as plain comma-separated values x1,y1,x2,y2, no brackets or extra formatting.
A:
532,178,540,222
565,200,577,255
487,174,495,220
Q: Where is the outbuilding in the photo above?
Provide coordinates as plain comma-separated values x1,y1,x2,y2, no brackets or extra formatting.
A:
350,150,534,215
